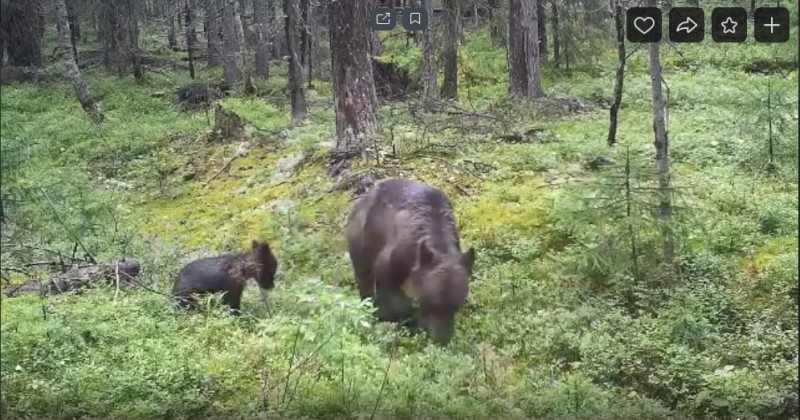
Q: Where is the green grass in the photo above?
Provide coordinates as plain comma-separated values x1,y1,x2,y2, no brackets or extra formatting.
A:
1,21,798,420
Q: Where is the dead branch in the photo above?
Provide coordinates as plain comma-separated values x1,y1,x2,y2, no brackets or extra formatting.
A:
204,142,250,187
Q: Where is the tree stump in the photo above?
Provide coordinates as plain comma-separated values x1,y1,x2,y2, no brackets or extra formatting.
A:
212,104,246,141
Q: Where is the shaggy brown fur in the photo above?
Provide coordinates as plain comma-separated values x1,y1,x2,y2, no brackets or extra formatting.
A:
346,178,475,345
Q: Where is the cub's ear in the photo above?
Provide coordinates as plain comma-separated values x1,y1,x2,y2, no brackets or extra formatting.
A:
461,247,476,276
253,240,271,251
418,240,436,267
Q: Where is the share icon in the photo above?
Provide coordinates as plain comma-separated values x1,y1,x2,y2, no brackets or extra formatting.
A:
669,7,705,43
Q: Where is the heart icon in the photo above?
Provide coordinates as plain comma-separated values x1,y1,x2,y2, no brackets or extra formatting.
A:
634,16,656,34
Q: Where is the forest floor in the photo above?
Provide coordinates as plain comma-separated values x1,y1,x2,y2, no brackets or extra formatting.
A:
1,26,798,419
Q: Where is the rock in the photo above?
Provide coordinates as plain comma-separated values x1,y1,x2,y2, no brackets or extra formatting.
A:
586,156,616,171
265,198,297,216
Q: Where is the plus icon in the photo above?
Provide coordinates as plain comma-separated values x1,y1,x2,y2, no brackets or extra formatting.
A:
754,7,789,43
763,17,781,33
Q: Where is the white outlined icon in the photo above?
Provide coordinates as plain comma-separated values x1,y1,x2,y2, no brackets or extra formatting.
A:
633,16,656,34
669,7,704,43
676,17,698,33
720,16,737,34
376,13,392,25
370,8,396,31
402,7,428,31
626,7,662,43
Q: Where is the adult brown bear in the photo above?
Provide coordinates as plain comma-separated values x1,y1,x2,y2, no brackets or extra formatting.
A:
346,178,475,345
172,240,278,314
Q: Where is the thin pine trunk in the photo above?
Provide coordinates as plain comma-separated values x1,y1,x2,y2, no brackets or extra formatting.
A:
168,13,178,50
185,0,197,79
205,0,223,66
551,0,560,68
284,0,307,125
441,0,461,99
252,0,271,78
53,0,103,122
421,0,438,99
646,0,674,264
222,0,241,87
607,0,626,146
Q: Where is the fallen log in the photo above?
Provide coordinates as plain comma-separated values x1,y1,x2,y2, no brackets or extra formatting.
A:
5,259,141,298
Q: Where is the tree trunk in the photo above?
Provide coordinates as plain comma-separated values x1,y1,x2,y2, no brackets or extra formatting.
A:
537,0,547,59
508,0,542,98
1,0,45,67
222,0,241,87
1,27,5,66
235,0,247,53
100,0,142,80
99,0,119,71
767,78,775,171
551,0,560,68
421,0,439,99
441,0,461,99
307,15,314,87
270,0,284,59
52,0,103,122
252,0,271,78
369,0,382,56
488,0,504,45
607,0,625,146
168,13,178,50
66,0,81,56
205,0,223,66
284,0,307,125
646,0,674,264
242,0,259,51
330,0,380,156
185,0,197,79
300,0,309,67
121,0,144,81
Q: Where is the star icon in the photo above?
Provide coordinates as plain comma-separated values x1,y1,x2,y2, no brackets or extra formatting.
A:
721,16,738,34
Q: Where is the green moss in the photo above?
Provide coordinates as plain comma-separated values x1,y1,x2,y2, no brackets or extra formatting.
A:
220,98,289,132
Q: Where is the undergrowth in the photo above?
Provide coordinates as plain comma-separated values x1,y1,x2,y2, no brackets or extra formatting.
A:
1,21,797,420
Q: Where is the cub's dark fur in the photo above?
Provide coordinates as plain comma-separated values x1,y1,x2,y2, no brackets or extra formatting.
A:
172,240,278,314
346,178,475,345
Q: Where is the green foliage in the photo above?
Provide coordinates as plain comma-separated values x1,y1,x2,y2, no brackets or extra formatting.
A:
1,11,798,420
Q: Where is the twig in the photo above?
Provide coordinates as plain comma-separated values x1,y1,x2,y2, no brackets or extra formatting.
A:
281,330,337,410
280,325,303,406
370,330,398,420
40,278,48,321
37,186,97,264
113,262,121,302
204,142,249,187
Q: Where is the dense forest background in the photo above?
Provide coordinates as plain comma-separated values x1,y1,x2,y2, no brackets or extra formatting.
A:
1,0,798,419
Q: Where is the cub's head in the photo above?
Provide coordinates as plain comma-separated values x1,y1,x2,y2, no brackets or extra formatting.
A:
250,239,279,290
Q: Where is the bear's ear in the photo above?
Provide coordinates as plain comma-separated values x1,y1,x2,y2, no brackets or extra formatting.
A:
252,240,260,249
461,247,476,276
418,240,436,267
